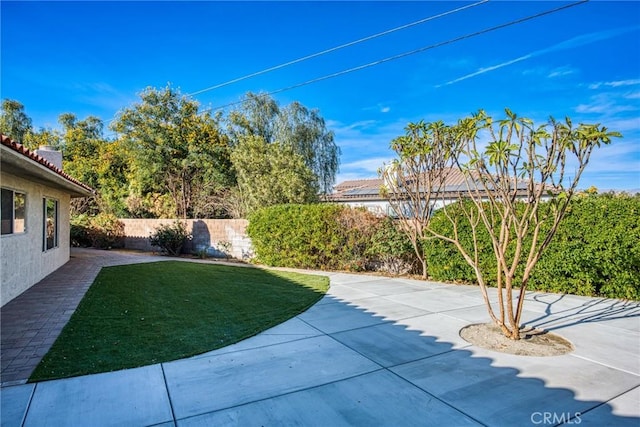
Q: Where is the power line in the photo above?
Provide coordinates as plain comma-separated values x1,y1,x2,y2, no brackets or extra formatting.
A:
204,0,588,113
187,0,489,96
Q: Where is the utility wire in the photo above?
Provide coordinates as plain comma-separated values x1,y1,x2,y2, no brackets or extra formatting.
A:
187,0,489,96
204,0,588,113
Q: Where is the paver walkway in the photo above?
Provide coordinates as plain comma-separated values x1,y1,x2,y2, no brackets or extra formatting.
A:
1,249,639,426
1,249,167,386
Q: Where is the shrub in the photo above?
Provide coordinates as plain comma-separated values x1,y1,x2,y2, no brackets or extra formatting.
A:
530,193,640,299
70,213,124,249
215,240,232,259
70,214,92,247
335,207,382,271
247,195,639,299
248,204,340,269
149,221,192,256
88,213,125,249
247,204,381,271
366,217,418,274
424,194,640,300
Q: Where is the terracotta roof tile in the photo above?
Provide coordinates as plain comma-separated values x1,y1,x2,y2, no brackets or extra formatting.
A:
1,134,95,194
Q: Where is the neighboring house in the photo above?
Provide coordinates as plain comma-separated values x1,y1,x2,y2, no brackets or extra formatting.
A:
1,135,94,306
324,178,391,215
325,167,539,216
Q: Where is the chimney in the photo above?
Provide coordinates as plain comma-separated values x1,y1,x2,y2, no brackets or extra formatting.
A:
35,145,63,170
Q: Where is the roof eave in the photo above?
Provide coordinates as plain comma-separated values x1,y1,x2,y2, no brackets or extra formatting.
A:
1,145,94,198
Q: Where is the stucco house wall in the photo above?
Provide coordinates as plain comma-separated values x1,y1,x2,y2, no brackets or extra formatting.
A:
1,172,72,304
1,136,93,306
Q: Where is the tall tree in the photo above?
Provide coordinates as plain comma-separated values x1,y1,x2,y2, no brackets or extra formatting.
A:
58,113,127,214
22,128,61,152
228,92,340,194
111,85,233,219
0,99,33,144
59,114,105,187
386,109,620,340
230,135,318,216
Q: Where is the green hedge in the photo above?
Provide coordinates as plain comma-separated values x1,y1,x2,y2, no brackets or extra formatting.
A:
530,193,640,299
247,195,639,300
424,193,640,300
248,204,342,269
247,204,416,272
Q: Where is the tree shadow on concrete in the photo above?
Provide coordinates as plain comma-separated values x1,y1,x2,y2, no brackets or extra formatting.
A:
165,282,639,426
523,293,640,332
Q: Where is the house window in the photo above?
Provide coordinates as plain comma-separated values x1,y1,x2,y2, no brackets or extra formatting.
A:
43,198,58,250
1,188,26,235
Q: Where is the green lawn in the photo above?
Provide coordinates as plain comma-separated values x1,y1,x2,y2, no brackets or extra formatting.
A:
30,261,328,381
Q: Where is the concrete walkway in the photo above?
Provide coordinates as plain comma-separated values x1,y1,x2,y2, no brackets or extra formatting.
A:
1,249,639,426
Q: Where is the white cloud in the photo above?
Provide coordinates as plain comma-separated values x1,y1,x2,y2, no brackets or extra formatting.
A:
437,53,532,87
347,120,378,130
575,102,635,114
327,117,407,182
547,66,575,78
328,117,407,151
362,103,393,114
341,157,392,172
575,92,639,115
438,26,639,87
335,157,394,183
589,79,640,90
598,116,640,133
70,82,137,115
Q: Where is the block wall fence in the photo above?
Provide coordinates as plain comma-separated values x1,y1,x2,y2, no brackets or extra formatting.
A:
119,219,252,259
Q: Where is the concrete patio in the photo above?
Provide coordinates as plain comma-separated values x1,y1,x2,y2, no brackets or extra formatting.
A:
1,249,639,426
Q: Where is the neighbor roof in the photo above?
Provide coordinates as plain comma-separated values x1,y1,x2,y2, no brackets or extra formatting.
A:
327,167,535,202
1,134,94,197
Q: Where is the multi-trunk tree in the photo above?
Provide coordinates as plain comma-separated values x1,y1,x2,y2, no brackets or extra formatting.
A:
380,120,459,278
384,109,620,339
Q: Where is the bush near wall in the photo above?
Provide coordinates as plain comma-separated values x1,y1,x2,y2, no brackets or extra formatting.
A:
149,221,192,256
70,213,125,249
423,193,640,300
247,204,416,272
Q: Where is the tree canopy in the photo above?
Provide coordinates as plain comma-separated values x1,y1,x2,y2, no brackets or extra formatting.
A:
231,135,318,216
111,86,233,218
228,92,340,194
2,87,338,219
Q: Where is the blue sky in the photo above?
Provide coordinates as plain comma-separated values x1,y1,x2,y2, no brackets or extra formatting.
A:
2,1,639,191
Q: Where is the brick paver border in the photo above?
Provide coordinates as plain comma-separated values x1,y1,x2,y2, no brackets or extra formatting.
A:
1,248,166,387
